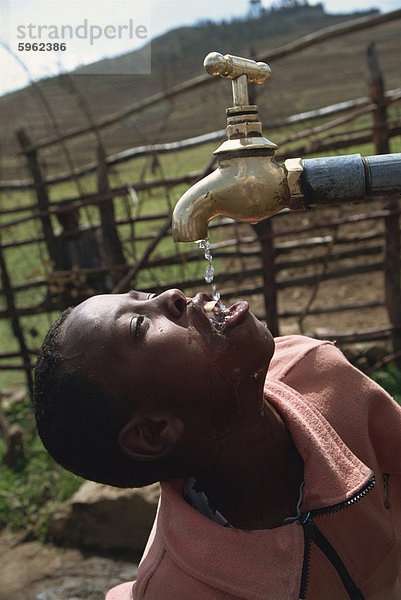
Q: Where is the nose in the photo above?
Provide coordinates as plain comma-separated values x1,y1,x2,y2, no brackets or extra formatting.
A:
156,289,187,318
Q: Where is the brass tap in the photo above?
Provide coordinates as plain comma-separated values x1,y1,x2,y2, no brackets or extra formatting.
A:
172,52,293,242
171,53,401,242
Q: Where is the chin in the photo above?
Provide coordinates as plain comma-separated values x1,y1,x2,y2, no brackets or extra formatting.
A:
234,313,275,375
250,311,275,350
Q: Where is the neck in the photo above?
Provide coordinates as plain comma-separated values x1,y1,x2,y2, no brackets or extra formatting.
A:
192,378,304,529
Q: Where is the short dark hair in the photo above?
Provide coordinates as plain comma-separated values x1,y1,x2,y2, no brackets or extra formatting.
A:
34,308,188,487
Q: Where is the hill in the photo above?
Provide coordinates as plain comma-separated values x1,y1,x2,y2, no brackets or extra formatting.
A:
0,3,400,178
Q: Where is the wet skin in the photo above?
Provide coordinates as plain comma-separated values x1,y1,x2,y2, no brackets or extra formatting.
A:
61,290,303,528
61,289,274,419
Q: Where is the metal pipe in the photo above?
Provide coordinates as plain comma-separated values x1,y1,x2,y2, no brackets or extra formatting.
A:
302,153,401,207
172,152,401,242
364,153,401,196
171,53,401,243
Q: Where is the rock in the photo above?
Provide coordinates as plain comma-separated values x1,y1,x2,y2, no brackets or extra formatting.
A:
50,481,160,554
0,529,138,600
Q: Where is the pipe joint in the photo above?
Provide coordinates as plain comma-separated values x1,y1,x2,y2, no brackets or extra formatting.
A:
284,158,305,210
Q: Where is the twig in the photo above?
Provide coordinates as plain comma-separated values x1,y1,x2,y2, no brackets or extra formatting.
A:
21,9,401,151
112,215,172,293
0,403,26,467
276,103,377,146
365,350,401,375
0,231,34,399
297,222,340,334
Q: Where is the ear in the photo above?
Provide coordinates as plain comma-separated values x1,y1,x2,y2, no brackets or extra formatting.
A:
118,414,184,461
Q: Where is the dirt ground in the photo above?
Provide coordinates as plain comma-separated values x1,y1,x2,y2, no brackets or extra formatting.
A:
0,530,138,600
1,200,398,597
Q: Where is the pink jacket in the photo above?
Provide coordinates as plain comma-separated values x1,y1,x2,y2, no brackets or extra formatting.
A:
106,336,401,599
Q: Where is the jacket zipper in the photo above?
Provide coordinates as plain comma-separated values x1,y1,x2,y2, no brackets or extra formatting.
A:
298,473,375,600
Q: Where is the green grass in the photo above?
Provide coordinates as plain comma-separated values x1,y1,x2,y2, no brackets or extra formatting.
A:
0,438,82,540
0,393,82,539
0,356,399,539
0,131,234,389
370,363,401,405
1,119,400,390
1,2,400,539
1,4,400,179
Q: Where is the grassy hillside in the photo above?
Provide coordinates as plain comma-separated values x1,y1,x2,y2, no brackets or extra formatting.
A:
0,3,400,179
0,3,400,541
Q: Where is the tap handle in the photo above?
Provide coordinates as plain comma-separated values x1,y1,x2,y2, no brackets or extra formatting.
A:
204,52,270,106
204,52,271,84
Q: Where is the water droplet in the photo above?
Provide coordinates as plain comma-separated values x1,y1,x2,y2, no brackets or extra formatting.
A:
205,264,214,283
212,285,220,301
196,238,225,305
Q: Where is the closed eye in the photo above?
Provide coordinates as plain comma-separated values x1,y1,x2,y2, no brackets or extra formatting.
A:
130,315,145,338
129,290,157,300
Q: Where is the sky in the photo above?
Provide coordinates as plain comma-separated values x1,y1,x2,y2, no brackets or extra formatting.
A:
0,0,400,97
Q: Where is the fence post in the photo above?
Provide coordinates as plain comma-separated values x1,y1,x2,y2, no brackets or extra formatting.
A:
367,43,401,367
96,145,127,285
253,220,279,337
248,58,279,337
0,232,34,400
16,128,62,269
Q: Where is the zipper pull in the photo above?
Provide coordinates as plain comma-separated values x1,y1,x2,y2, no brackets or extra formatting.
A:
300,511,313,531
299,512,314,599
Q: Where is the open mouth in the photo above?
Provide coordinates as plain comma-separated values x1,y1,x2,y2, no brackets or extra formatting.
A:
203,298,249,333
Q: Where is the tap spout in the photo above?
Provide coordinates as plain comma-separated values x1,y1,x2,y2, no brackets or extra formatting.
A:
171,52,401,243
172,153,290,242
172,152,401,242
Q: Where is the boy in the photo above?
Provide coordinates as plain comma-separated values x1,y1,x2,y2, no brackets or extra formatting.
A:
34,288,401,599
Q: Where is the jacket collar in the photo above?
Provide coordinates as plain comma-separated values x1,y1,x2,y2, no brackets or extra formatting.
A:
160,478,304,600
265,379,372,511
156,380,372,599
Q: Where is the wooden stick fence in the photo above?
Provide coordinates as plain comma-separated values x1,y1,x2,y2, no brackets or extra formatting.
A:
1,88,400,192
16,8,401,154
0,27,400,377
368,43,401,367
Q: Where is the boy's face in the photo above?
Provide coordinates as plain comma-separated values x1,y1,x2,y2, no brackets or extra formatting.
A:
61,289,274,418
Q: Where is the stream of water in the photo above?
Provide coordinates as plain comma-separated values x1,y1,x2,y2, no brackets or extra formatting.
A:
196,239,225,307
